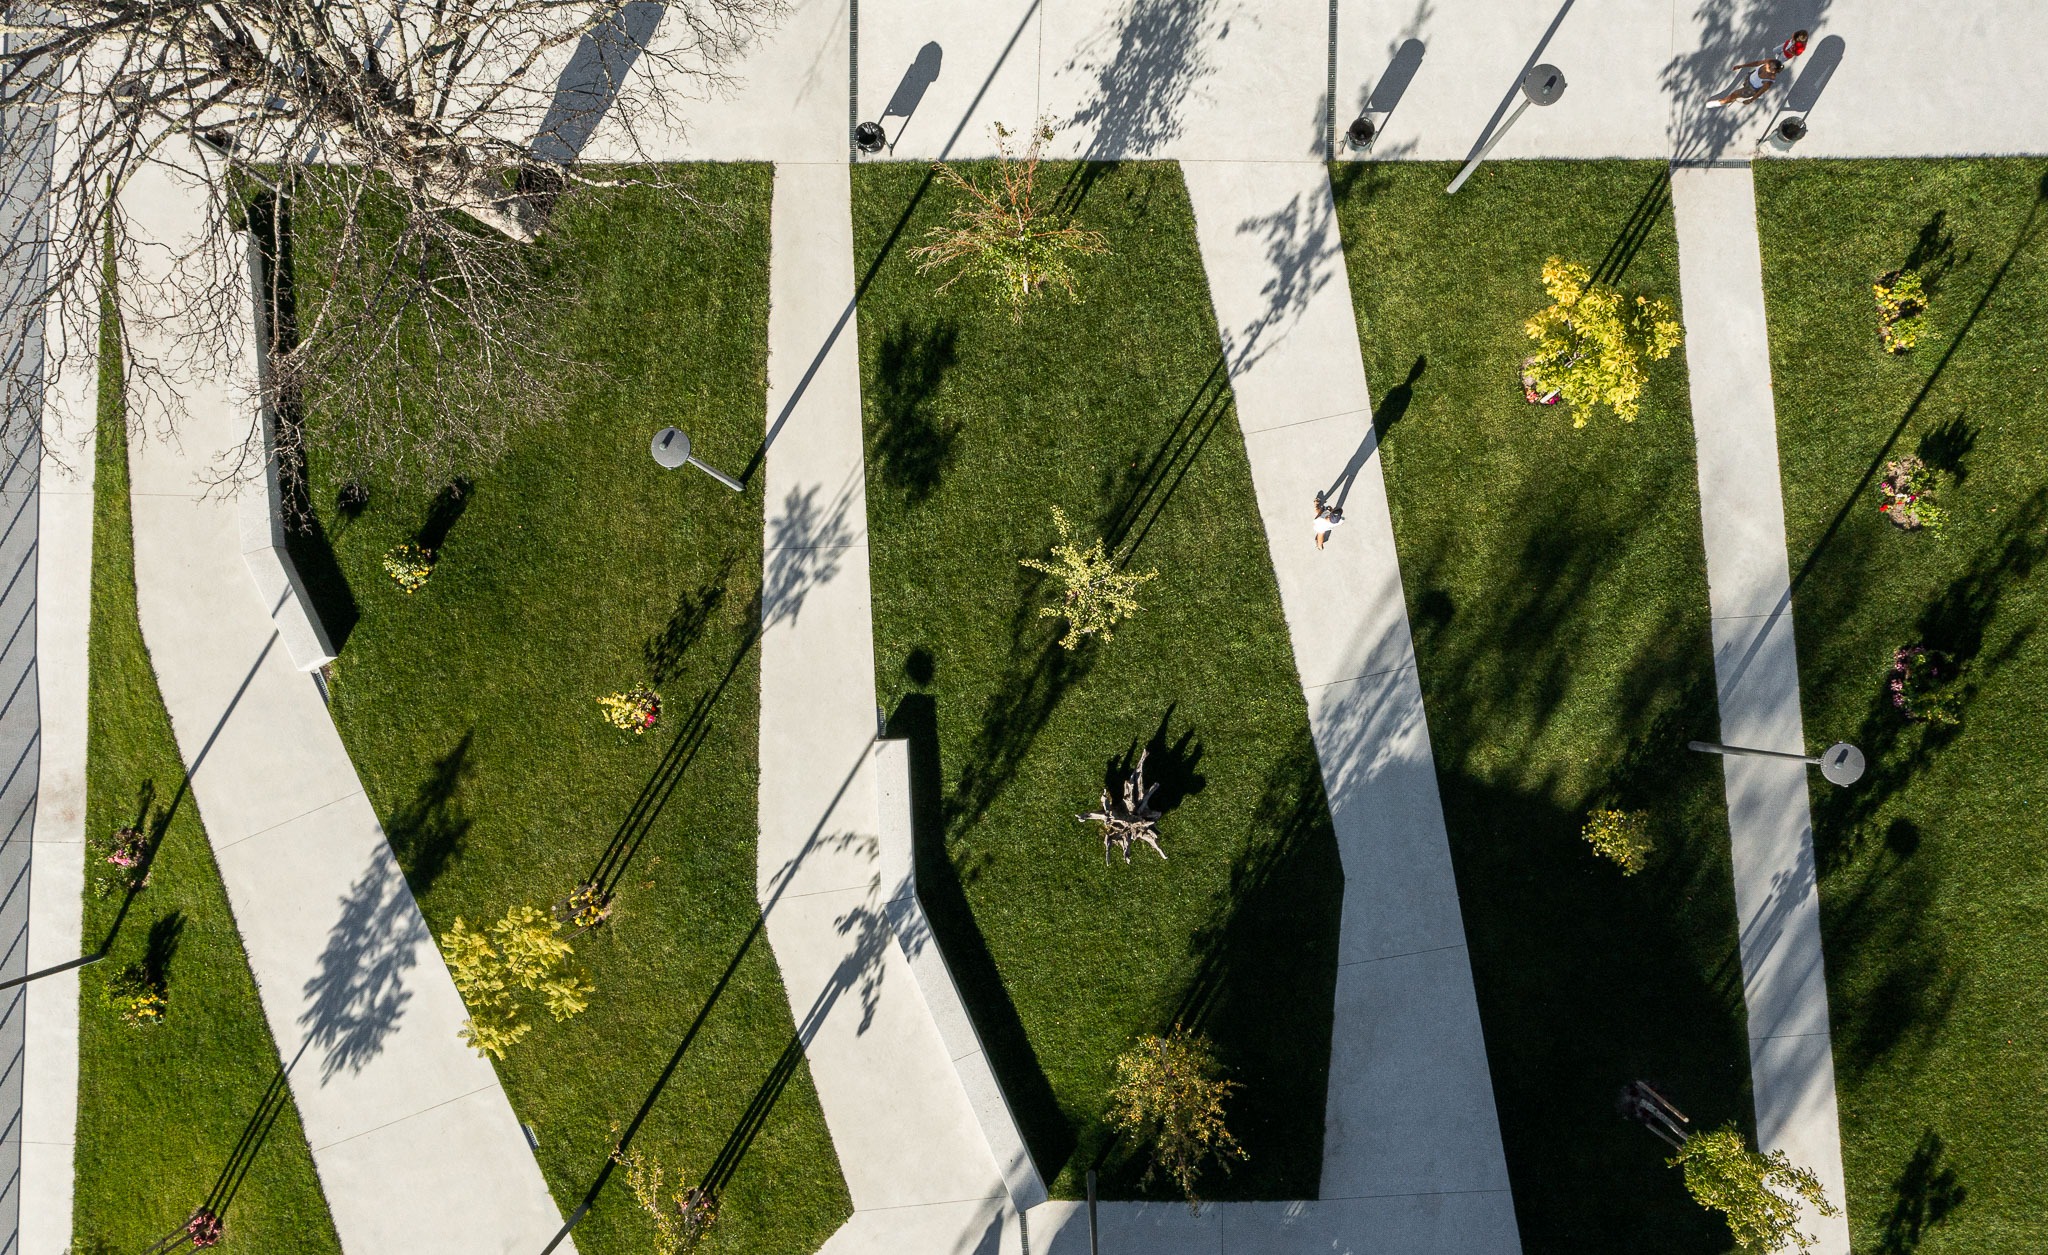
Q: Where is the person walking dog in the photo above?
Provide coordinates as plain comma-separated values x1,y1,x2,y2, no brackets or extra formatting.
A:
1706,58,1783,109
1313,492,1345,550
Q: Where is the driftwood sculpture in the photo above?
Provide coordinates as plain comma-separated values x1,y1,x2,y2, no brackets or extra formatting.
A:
1079,749,1167,864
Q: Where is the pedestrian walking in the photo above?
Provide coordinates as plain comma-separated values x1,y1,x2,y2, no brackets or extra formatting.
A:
1705,58,1783,109
1777,29,1809,62
1312,492,1345,550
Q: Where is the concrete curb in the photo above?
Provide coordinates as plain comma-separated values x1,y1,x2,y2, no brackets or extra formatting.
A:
238,234,335,673
872,738,1048,1212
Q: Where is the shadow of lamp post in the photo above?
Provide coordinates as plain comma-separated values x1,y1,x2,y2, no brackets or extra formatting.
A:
651,427,744,492
1447,63,1566,194
1688,739,1866,786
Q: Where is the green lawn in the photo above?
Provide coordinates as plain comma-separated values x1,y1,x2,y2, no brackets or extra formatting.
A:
1755,159,2048,1255
1330,160,1751,1251
75,327,339,1251
288,167,850,1254
852,161,1341,1200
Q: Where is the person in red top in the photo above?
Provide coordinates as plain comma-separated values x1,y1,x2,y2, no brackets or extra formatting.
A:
1779,30,1810,61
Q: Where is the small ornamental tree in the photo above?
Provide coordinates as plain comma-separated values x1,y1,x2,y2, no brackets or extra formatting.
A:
382,543,436,594
1889,647,1964,727
1876,456,1949,535
612,1133,720,1254
910,121,1111,315
443,905,595,1059
1021,507,1158,650
1874,270,1930,353
1522,257,1683,425
1581,808,1654,875
1107,1026,1247,1205
1671,1124,1839,1255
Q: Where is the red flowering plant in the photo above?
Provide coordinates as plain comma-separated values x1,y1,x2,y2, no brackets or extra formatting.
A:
1889,646,1964,726
598,687,662,734
88,825,151,899
1876,456,1949,535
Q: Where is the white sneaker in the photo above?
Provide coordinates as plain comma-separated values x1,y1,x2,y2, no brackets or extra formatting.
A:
1706,99,1725,110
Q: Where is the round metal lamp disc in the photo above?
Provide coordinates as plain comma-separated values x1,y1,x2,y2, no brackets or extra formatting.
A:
1522,63,1567,106
1819,742,1866,786
651,426,691,469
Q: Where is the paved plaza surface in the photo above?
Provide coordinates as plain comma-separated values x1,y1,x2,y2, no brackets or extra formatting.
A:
17,0,2048,1252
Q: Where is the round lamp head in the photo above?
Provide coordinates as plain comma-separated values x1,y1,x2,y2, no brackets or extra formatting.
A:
1522,63,1567,106
854,121,887,153
651,426,692,469
1346,117,1376,150
1819,742,1866,786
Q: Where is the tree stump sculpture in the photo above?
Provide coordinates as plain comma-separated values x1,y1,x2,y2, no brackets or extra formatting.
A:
1079,748,1167,864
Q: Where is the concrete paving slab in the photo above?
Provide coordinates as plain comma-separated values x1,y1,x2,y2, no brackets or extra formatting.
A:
1322,945,1512,1201
118,147,571,1255
1181,159,1515,1246
855,0,1041,160
1335,1,2048,163
566,0,851,162
1038,0,1328,162
757,160,1011,1219
20,188,97,1255
1672,162,1849,1253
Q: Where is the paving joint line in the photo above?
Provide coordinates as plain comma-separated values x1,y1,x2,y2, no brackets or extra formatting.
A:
306,1081,502,1154
1336,941,1468,969
1303,660,1418,691
210,788,368,854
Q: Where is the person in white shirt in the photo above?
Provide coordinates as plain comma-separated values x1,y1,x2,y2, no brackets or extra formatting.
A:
1313,492,1345,550
1706,58,1783,110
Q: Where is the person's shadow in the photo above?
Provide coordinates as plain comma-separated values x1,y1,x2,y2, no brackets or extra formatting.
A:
1373,354,1426,440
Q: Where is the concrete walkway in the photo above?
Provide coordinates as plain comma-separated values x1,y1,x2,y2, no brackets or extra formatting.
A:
20,286,96,1255
756,159,1014,1245
1671,163,1850,1254
118,148,571,1255
1182,160,1519,1249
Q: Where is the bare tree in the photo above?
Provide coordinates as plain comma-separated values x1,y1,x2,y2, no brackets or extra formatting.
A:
1,0,783,484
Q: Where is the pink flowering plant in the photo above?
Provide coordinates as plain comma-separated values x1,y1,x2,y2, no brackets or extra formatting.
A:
1876,456,1949,535
186,1208,224,1248
1889,646,1964,726
88,825,151,899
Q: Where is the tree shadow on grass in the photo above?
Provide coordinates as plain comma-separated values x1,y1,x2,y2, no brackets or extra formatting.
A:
1810,485,2048,869
1877,1128,1967,1254
383,730,473,895
1388,441,1747,1248
1095,729,1341,1202
869,318,961,506
413,477,473,553
643,553,735,684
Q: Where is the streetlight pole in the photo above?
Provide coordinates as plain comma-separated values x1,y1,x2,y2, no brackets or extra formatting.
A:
1688,739,1866,786
650,427,744,492
1447,64,1567,195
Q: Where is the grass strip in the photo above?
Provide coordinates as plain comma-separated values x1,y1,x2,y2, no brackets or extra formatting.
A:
74,308,340,1252
1330,159,1751,1251
852,159,1341,1200
286,166,850,1254
1755,157,2048,1255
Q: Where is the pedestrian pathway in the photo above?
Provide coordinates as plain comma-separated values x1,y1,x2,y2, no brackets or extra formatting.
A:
117,146,572,1255
755,159,1014,1241
1670,162,1850,1255
1180,159,1520,1250
20,287,96,1255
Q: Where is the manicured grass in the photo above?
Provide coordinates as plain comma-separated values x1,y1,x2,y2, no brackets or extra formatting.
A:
1331,161,1751,1251
852,161,1341,1200
76,330,340,1250
289,167,850,1253
1755,159,2048,1255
